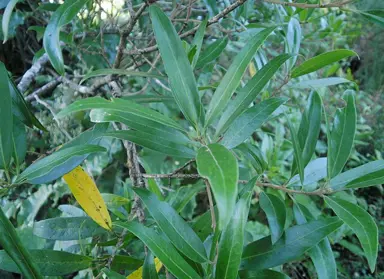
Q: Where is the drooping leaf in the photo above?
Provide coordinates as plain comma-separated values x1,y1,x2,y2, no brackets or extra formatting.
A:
205,27,276,127
259,192,286,244
33,216,106,240
80,69,164,84
216,192,252,279
63,166,112,230
286,114,304,184
240,217,343,271
149,5,204,128
134,188,207,263
11,118,27,170
196,37,228,69
196,144,239,229
328,90,356,178
114,221,201,279
143,251,159,279
291,49,357,78
15,144,106,184
221,98,287,149
330,160,384,190
325,197,378,272
0,250,92,276
2,0,18,42
0,207,42,279
285,17,301,69
126,257,162,279
43,0,91,74
191,19,207,69
216,54,291,135
239,269,291,279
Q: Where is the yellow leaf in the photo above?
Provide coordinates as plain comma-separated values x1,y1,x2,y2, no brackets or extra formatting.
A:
249,61,257,77
127,258,162,279
63,166,112,230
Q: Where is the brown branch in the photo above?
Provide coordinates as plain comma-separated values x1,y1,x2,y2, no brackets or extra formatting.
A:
24,78,61,101
262,0,354,8
17,53,50,93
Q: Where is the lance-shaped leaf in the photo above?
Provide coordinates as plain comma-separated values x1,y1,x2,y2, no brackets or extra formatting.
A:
325,197,378,272
104,130,196,158
259,192,286,244
143,251,160,279
216,192,252,279
0,62,13,170
126,257,163,279
240,217,343,271
216,54,291,135
149,5,204,128
63,166,112,230
11,118,27,169
328,90,356,178
15,144,106,184
330,160,384,190
114,221,201,279
0,207,42,279
292,91,322,175
288,158,327,190
286,114,304,184
205,27,276,127
33,216,106,240
291,77,352,89
196,37,228,69
0,250,92,276
291,49,357,78
110,255,143,273
191,19,207,69
196,144,239,229
222,98,287,149
358,10,384,27
239,269,291,279
285,17,301,70
134,188,207,263
80,69,165,84
2,0,18,43
43,0,91,74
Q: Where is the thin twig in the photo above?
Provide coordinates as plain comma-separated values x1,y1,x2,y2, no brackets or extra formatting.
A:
262,0,354,8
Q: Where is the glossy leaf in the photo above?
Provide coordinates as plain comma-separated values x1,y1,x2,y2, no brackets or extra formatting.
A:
126,257,162,279
259,192,286,244
325,197,378,272
15,144,106,184
222,98,287,149
196,37,228,69
216,192,252,279
104,130,196,158
240,217,343,271
291,49,357,78
2,0,18,42
285,17,301,69
0,250,92,276
114,221,201,279
330,160,384,190
191,19,207,69
0,207,42,279
205,27,275,127
63,166,112,230
328,91,356,178
80,69,164,84
0,62,13,170
149,5,204,128
43,0,90,74
143,251,159,279
33,216,106,240
216,54,291,135
239,269,291,279
196,143,239,229
134,188,207,263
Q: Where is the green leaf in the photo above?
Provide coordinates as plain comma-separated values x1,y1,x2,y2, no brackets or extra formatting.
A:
292,91,322,175
167,183,205,213
149,5,204,128
330,160,384,190
240,217,343,271
286,114,304,184
143,251,159,279
134,188,207,263
358,10,384,27
288,158,327,189
196,37,228,69
196,144,239,229
11,118,27,170
259,192,286,244
285,17,301,69
216,192,252,279
80,69,165,84
0,62,13,170
15,144,106,184
240,269,291,279
216,54,291,135
291,49,357,78
104,130,196,158
102,268,126,279
191,207,218,241
0,207,42,279
111,255,143,272
114,221,202,279
328,90,356,178
325,197,378,272
33,217,106,240
0,250,92,276
238,144,268,174
1,0,18,42
43,0,90,74
205,27,276,127
222,98,287,149
191,19,207,69
292,77,352,89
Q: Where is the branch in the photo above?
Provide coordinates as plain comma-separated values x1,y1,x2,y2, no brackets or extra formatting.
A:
24,78,61,101
17,54,49,93
262,0,354,8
